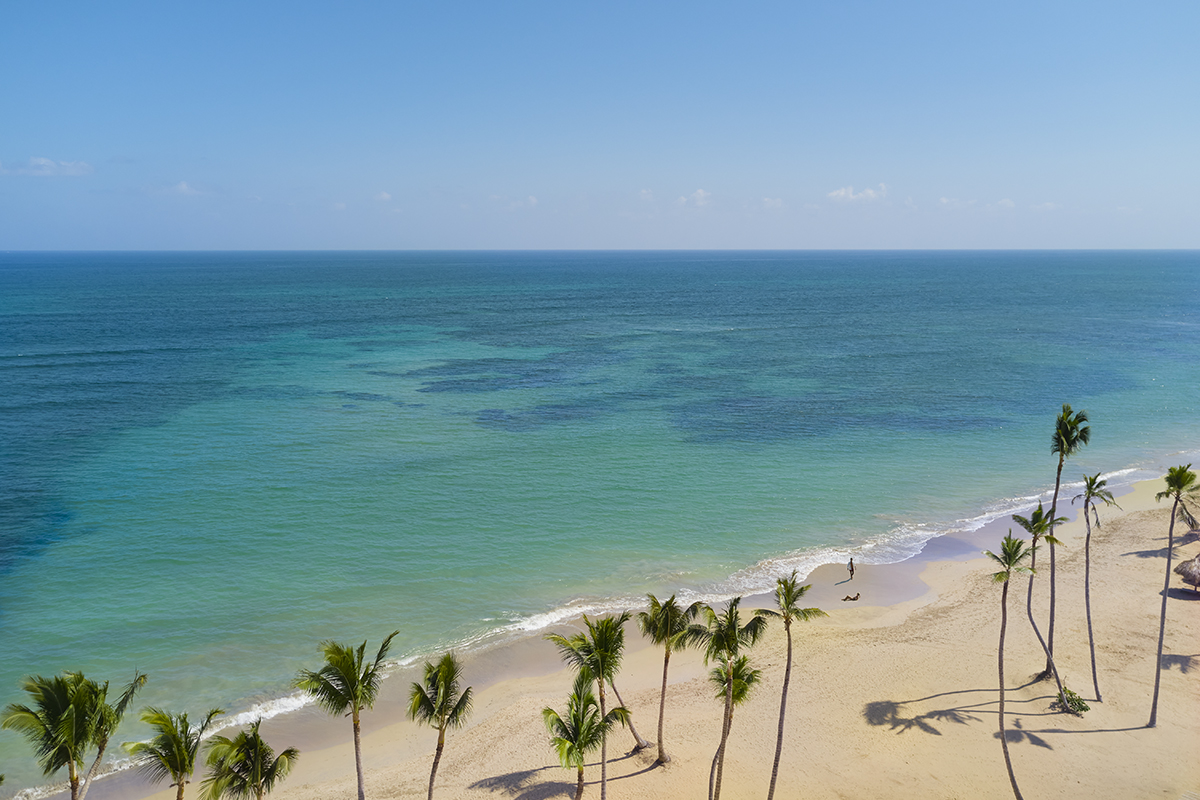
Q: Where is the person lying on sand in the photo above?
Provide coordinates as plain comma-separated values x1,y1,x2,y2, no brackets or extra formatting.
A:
842,593,860,601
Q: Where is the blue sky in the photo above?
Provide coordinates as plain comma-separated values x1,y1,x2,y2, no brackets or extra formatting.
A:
2,1,1196,249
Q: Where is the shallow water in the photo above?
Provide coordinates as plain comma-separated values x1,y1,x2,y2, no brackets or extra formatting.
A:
1,250,1197,793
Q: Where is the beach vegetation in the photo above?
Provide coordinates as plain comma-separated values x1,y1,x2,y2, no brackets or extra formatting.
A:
1072,472,1119,702
706,655,760,797
986,532,1035,800
1,670,146,800
1148,464,1199,728
1045,404,1090,675
295,631,398,800
542,670,630,800
546,613,631,800
1011,503,1068,704
759,572,827,800
123,707,223,800
200,719,297,800
407,652,473,800
636,594,703,765
694,597,770,800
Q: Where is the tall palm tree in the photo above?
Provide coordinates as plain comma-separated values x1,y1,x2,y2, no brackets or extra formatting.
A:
759,572,827,800
1011,504,1067,701
80,671,148,800
546,614,631,800
542,670,630,800
1046,403,1090,671
705,654,761,799
408,652,473,800
1072,473,1119,702
1148,464,1199,728
694,597,770,800
124,708,223,800
201,719,298,800
295,631,398,800
986,533,1035,800
636,594,702,765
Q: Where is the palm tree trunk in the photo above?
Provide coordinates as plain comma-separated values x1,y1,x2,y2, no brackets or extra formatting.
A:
711,662,734,800
766,621,793,800
597,681,608,800
608,679,649,751
68,761,80,800
1025,573,1066,703
78,739,108,800
175,783,185,800
656,649,670,764
1046,456,1064,673
575,766,584,800
1148,499,1178,728
1084,504,1101,702
353,711,365,800
427,727,445,800
999,580,1025,800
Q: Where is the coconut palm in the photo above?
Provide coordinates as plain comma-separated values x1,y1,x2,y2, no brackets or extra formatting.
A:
295,631,398,800
704,654,761,799
1,670,146,800
986,533,1035,800
546,613,631,800
636,594,702,765
759,572,827,800
408,652,473,800
124,708,223,800
1072,473,1119,701
694,597,770,800
542,670,630,800
201,719,297,800
1046,404,1090,670
1011,504,1067,701
1148,464,1199,728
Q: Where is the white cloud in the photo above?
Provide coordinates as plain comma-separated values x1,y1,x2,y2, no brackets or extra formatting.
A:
527,195,538,207
639,189,654,202
375,191,392,201
677,189,712,207
4,156,94,177
1031,202,1060,212
939,197,977,209
905,197,917,209
332,201,346,211
173,181,201,196
828,183,887,203
762,197,783,210
995,198,1015,209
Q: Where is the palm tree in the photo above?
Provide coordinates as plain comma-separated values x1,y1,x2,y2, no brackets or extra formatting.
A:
986,533,1035,800
295,631,398,800
124,708,223,800
542,670,630,800
1046,403,1090,671
408,652,473,800
1148,464,1199,728
201,719,298,800
1011,504,1067,701
695,597,770,800
705,654,761,799
1072,473,1119,702
1,670,145,800
759,572,827,800
546,614,631,800
636,594,702,765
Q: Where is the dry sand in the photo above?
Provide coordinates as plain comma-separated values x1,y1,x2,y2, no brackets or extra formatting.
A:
78,478,1200,800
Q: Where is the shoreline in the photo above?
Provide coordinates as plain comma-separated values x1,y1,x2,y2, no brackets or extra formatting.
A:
25,467,1200,800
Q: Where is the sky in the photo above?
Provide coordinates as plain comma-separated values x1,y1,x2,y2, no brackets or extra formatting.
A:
2,0,1197,249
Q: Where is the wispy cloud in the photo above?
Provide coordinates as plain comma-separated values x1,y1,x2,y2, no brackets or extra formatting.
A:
1030,202,1060,212
995,198,1015,209
2,156,94,177
677,189,711,207
173,181,202,196
639,189,655,202
375,191,392,201
828,183,887,202
762,197,783,210
938,197,977,209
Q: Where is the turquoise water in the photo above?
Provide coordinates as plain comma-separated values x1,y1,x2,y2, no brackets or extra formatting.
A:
1,251,1198,793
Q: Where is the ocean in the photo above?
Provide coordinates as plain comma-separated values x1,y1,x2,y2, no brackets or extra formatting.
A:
1,250,1197,793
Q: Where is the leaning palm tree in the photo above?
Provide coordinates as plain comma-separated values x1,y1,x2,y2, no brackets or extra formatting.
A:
1072,472,1119,701
986,533,1035,800
1046,403,1090,671
1148,464,1199,728
408,652,473,800
543,670,630,800
200,719,298,800
124,707,223,800
695,597,770,800
759,572,827,800
79,671,148,800
295,631,398,800
636,594,702,765
705,654,761,800
1011,503,1067,701
546,614,632,800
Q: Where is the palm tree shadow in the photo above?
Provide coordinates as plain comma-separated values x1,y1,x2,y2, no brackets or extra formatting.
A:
993,718,1053,749
1161,653,1198,673
1121,530,1199,559
863,699,982,736
469,766,574,800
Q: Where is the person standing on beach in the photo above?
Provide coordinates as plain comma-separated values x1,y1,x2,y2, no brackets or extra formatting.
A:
848,558,855,580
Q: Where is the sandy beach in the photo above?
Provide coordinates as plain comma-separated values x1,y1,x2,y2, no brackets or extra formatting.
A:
56,477,1200,800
